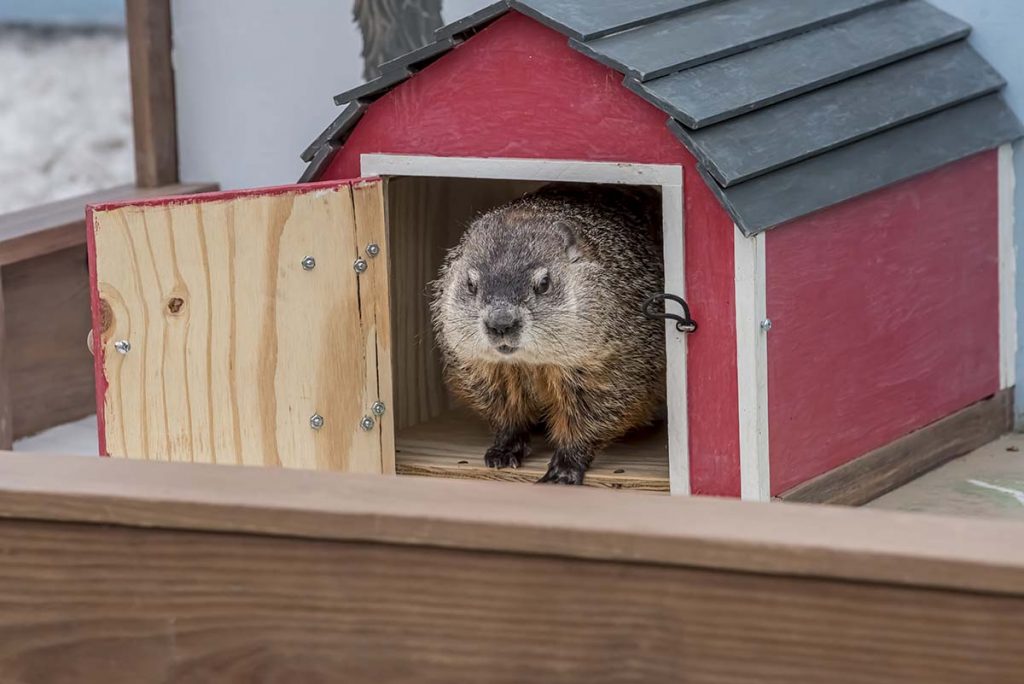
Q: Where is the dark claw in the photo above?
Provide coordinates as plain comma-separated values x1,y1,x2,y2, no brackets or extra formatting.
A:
537,446,593,485
485,428,531,470
537,461,587,485
484,442,528,469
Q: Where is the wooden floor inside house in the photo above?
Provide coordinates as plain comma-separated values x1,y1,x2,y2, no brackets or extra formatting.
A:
396,409,670,492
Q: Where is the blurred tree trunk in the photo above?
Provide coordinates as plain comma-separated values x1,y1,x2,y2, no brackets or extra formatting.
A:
354,0,444,80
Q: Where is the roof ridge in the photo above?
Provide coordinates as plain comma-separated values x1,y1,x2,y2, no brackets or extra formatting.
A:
509,0,723,42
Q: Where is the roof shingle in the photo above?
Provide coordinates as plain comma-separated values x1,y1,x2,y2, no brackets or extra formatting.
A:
625,0,971,128
508,0,719,41
571,0,896,82
674,41,1005,187
303,0,1023,234
703,95,1024,236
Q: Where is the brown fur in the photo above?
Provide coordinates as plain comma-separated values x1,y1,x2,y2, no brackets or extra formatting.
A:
431,185,666,484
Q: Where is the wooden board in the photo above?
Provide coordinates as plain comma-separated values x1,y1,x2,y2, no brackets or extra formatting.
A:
627,0,969,128
90,180,393,473
3,517,1023,683
1,452,1024,681
3,451,1024,596
780,390,1012,506
0,278,9,448
4,246,94,442
397,408,669,491
0,184,215,445
0,183,216,267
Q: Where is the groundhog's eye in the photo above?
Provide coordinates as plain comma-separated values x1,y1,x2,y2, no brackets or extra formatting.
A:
466,276,478,296
534,274,551,295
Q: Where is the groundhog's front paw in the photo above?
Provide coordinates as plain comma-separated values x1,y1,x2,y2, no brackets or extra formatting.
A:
537,461,587,485
484,442,527,469
537,447,593,485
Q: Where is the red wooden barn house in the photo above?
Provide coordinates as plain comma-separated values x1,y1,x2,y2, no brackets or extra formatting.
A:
89,0,1023,502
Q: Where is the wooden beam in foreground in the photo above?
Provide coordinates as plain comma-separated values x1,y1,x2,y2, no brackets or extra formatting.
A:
0,452,1021,683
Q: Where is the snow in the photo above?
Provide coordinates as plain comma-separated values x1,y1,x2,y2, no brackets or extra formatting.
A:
0,26,133,214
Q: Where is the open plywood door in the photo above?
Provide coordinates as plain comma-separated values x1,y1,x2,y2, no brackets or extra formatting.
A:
87,179,394,473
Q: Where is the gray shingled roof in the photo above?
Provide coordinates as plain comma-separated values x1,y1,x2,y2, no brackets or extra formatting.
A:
301,0,1023,236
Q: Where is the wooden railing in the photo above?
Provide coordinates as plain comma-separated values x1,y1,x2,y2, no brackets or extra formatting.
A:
0,451,1020,682
0,183,212,266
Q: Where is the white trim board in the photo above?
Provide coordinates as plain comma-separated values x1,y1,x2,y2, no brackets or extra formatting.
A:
362,154,683,186
734,227,770,502
998,143,1016,391
661,183,688,496
361,153,690,495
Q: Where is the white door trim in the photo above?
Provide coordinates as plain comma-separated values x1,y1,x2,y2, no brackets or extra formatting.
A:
734,226,770,501
361,153,690,494
998,143,1016,391
361,153,684,186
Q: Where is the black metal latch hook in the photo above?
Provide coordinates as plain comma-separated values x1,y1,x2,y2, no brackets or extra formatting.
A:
642,293,698,333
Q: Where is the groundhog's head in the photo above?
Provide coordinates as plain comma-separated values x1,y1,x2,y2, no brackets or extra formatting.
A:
432,201,597,366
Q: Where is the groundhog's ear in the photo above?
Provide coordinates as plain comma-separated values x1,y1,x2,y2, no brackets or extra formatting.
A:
554,222,583,262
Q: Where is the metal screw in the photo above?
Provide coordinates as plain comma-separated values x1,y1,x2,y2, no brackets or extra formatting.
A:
114,340,131,354
301,256,316,271
760,318,773,331
366,243,380,258
353,258,368,274
360,415,376,431
371,400,386,417
310,413,325,430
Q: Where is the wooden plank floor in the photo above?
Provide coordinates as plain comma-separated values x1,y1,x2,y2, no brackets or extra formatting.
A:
396,409,670,491
868,432,1024,519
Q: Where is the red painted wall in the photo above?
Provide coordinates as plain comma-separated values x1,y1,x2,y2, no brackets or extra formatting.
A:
766,151,1000,495
320,11,741,495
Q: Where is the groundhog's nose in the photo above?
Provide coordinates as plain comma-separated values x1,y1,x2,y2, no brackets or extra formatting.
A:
484,308,522,338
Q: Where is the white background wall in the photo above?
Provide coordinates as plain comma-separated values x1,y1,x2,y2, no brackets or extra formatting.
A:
171,0,491,189
927,1,1024,423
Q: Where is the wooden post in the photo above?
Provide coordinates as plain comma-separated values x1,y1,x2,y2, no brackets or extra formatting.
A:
0,279,12,450
126,0,179,188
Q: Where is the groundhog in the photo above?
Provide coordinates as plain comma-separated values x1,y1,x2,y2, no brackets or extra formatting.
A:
431,185,666,485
